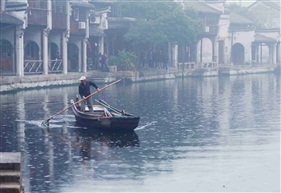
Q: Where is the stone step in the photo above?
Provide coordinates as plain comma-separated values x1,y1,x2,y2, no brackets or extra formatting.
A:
0,152,21,171
0,163,20,170
0,182,22,193
0,170,21,183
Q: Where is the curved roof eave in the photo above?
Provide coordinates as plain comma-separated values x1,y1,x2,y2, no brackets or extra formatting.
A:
255,34,277,42
184,2,222,14
0,13,23,25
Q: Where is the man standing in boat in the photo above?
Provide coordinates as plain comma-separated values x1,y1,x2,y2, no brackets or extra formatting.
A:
79,76,100,111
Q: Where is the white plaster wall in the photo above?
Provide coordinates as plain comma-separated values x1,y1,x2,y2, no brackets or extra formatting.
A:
224,37,231,64
197,38,213,63
218,14,231,64
218,15,229,39
232,30,255,63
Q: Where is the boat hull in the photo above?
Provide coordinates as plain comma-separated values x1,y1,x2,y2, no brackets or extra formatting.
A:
71,100,140,132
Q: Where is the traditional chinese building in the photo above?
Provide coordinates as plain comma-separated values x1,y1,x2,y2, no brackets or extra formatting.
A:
184,0,280,68
0,0,280,80
0,0,110,77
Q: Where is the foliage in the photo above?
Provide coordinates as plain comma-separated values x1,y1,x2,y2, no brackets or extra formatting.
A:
109,50,137,71
117,1,200,47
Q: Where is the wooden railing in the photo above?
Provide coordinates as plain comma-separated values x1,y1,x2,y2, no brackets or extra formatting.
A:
24,60,63,74
178,62,196,70
199,62,218,68
24,60,43,74
178,62,218,70
49,60,62,73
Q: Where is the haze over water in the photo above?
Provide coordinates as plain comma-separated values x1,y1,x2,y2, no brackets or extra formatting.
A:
0,74,280,192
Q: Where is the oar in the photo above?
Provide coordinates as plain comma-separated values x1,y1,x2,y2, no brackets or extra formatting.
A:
95,99,121,114
97,99,131,115
41,79,122,126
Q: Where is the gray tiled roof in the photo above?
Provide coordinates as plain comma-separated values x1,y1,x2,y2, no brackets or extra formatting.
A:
0,13,23,25
184,1,222,14
70,2,95,9
230,12,254,24
255,34,277,42
248,0,280,12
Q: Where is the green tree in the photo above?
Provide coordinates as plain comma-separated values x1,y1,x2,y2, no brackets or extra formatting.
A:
109,49,137,71
118,1,200,47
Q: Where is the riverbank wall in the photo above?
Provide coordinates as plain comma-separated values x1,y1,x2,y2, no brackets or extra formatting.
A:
0,65,280,93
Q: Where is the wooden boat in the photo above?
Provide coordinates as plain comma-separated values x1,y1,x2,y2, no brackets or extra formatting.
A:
70,99,140,132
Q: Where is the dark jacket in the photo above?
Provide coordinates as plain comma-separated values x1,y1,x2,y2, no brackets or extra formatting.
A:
79,81,98,97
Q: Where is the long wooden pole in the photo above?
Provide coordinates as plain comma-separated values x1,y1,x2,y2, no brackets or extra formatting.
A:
42,79,122,126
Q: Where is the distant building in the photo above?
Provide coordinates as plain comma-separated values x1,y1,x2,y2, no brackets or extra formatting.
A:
247,0,280,64
247,0,280,29
0,0,110,77
184,0,280,66
0,0,280,79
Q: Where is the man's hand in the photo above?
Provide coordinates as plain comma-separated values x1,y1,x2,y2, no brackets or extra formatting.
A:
97,88,100,92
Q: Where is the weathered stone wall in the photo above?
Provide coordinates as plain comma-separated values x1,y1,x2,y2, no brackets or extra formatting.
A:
0,66,278,92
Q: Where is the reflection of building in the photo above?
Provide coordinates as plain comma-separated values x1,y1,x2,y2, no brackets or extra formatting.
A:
0,0,110,76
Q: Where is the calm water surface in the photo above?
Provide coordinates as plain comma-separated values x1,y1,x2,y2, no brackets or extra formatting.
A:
0,74,280,192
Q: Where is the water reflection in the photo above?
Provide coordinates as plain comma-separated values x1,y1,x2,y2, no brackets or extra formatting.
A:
0,74,280,192
73,128,140,160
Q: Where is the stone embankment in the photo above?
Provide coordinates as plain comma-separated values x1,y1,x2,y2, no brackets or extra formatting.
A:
0,65,280,93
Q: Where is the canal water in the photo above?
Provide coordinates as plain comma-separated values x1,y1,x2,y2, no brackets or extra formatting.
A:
0,74,280,192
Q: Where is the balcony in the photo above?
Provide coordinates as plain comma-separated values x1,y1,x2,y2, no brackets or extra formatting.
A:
28,8,47,26
52,13,67,30
70,21,86,35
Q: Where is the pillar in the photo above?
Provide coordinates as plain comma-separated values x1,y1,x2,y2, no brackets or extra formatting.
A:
255,44,258,64
43,28,50,75
62,31,69,74
172,43,178,67
200,38,203,63
260,43,263,64
16,30,24,76
82,39,87,73
99,37,104,55
257,44,260,63
276,41,281,64
212,37,218,63
272,43,277,65
168,42,172,67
